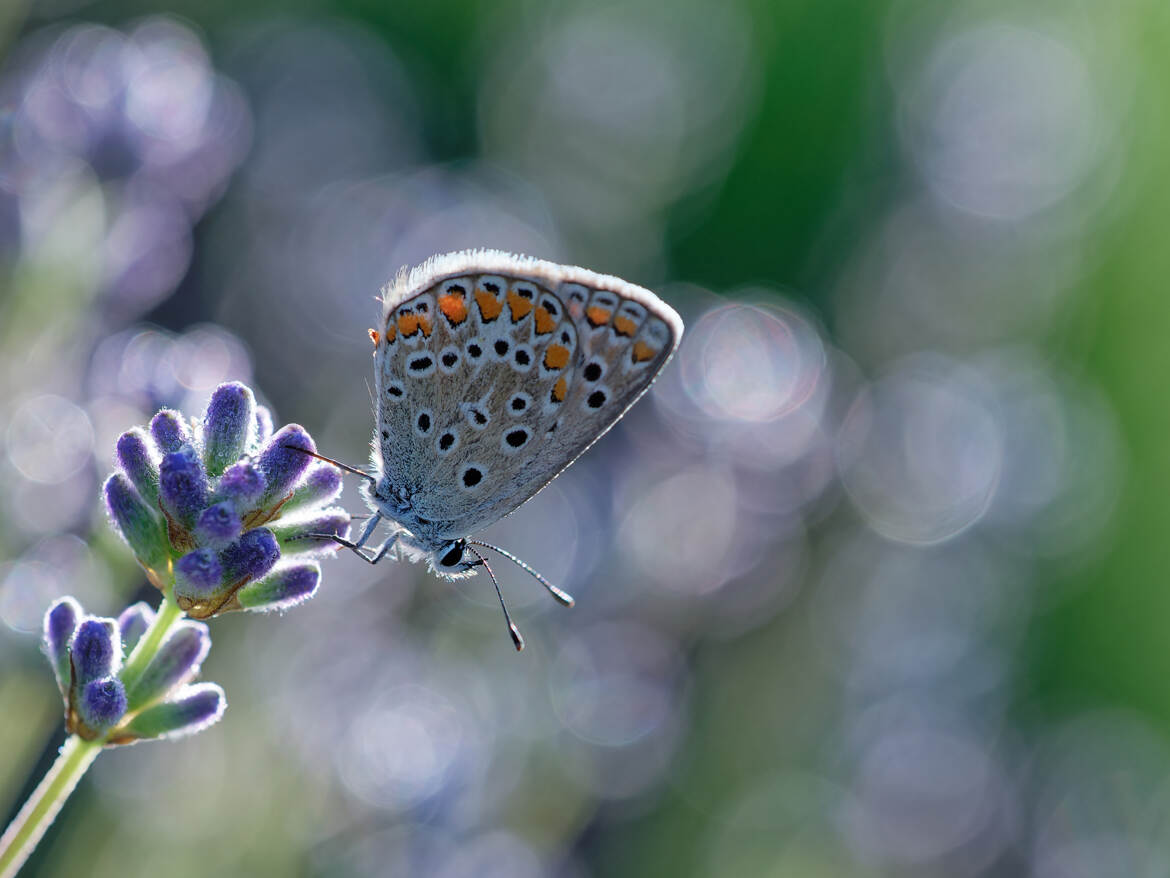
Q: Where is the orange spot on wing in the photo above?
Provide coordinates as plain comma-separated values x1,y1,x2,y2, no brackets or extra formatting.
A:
438,292,468,325
384,322,397,343
631,340,657,363
475,289,504,322
613,315,638,337
507,291,533,322
368,328,380,346
397,313,420,336
418,315,433,337
533,306,557,335
586,306,611,327
552,376,567,402
543,344,570,370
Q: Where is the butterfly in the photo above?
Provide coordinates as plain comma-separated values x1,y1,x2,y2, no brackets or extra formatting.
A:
301,250,683,649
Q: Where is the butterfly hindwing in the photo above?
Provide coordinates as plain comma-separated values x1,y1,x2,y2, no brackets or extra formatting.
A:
373,251,682,539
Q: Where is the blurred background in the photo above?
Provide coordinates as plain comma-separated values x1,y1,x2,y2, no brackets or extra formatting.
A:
1,0,1168,875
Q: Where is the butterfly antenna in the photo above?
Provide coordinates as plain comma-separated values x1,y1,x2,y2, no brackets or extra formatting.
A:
467,545,524,651
283,445,377,486
468,540,575,608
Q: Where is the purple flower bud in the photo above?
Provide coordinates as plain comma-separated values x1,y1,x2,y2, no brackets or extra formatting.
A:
150,409,191,454
195,502,242,548
282,464,343,514
253,405,274,449
115,428,159,509
71,618,120,685
237,563,321,612
43,597,81,695
202,382,255,478
159,445,209,529
118,602,155,653
270,509,351,557
78,677,127,733
217,460,267,511
104,474,168,569
220,527,280,583
123,683,226,741
174,549,225,599
257,425,315,505
126,621,210,711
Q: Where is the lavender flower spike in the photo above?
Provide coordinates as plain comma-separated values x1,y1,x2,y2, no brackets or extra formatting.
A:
174,549,225,600
237,563,321,612
70,619,121,685
217,460,266,510
122,683,226,741
118,602,156,653
104,474,168,570
150,409,191,454
43,597,81,696
257,425,316,506
158,445,210,529
202,382,255,478
78,678,128,735
115,428,159,509
126,621,211,711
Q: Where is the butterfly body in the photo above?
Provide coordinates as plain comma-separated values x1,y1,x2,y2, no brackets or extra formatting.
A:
309,250,682,646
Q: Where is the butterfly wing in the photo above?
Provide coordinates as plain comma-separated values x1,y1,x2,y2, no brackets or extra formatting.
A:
372,250,682,540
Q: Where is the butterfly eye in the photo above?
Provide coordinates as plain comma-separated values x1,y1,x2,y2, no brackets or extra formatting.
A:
440,544,464,567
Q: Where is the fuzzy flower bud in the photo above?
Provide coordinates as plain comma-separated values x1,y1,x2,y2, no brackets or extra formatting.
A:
257,425,315,506
43,597,81,697
253,405,274,450
104,474,168,570
159,445,210,530
70,619,121,685
121,683,226,741
217,460,267,511
174,549,225,601
220,528,280,584
237,563,321,612
126,621,211,712
150,409,191,454
282,464,343,514
270,509,350,557
118,602,155,653
115,428,159,509
78,678,128,735
195,502,242,548
202,382,255,478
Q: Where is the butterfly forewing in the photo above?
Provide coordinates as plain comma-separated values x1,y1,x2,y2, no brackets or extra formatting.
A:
372,251,682,539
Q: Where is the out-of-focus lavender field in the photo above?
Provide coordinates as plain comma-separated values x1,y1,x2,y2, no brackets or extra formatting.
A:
2,1,1168,875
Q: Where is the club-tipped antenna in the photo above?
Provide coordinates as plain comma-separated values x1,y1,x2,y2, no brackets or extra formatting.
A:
467,544,524,652
468,540,575,607
283,444,377,486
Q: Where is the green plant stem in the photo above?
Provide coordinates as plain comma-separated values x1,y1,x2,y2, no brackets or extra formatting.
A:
0,736,100,878
0,592,185,878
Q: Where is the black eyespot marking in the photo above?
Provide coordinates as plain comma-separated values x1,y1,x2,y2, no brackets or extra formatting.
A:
417,412,431,433
448,283,466,295
439,432,456,451
484,281,500,293
560,331,571,344
516,285,535,299
442,351,458,368
468,343,483,358
494,339,509,356
514,349,531,366
440,544,463,567
387,385,403,397
472,409,487,425
409,355,433,371
544,299,559,316
583,362,603,382
417,302,429,313
587,390,606,408
510,396,527,412
381,430,389,440
462,467,482,487
505,429,528,448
